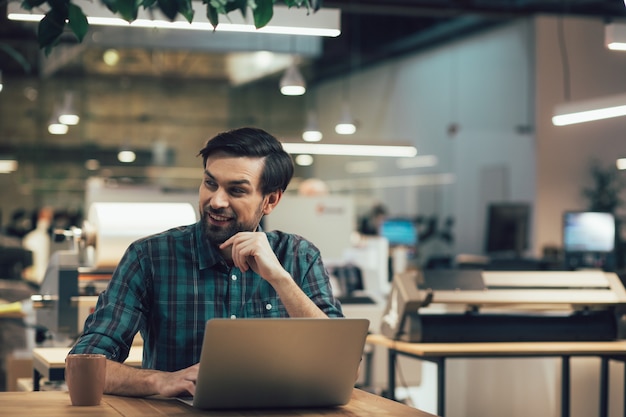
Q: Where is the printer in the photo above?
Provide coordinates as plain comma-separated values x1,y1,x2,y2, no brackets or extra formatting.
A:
381,268,626,343
31,202,196,340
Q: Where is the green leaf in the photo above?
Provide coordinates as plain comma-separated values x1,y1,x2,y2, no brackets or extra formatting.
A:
21,0,47,10
176,0,194,22
37,8,66,50
111,0,139,22
157,0,178,20
224,0,246,14
67,3,89,42
206,4,219,28
0,44,32,74
253,0,273,28
142,0,158,9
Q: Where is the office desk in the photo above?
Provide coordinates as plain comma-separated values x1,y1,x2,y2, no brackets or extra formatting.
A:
367,334,626,417
32,347,143,391
0,389,437,417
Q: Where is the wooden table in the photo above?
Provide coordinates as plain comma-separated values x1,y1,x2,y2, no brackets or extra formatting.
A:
32,347,143,391
367,334,626,417
0,389,438,417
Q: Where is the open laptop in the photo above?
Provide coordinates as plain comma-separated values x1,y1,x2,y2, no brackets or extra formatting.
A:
183,317,369,410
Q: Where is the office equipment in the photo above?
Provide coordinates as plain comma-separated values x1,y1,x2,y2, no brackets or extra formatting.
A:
30,201,196,340
191,318,369,410
484,202,530,257
379,218,418,248
263,195,356,263
367,333,626,417
563,211,616,270
380,269,626,343
0,389,437,417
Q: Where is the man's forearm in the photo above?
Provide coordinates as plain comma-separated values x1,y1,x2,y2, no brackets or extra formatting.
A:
104,360,161,397
272,272,328,318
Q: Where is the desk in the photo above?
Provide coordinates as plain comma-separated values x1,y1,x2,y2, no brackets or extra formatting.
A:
32,347,143,391
367,334,626,417
0,389,437,417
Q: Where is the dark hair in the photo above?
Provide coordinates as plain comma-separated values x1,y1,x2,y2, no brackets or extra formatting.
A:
197,127,294,194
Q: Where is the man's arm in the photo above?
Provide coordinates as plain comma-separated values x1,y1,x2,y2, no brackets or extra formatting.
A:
103,360,199,397
220,232,329,318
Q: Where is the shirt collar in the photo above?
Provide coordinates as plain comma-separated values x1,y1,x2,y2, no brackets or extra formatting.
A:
193,221,223,270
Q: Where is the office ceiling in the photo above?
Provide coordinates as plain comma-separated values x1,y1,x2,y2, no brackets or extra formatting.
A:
1,0,626,84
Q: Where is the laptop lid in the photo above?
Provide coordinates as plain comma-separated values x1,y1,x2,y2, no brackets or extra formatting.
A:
192,318,370,410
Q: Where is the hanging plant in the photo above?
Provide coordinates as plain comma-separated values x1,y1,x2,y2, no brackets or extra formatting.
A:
20,0,322,54
582,160,624,213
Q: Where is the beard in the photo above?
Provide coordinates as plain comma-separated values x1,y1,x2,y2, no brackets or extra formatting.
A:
200,204,264,247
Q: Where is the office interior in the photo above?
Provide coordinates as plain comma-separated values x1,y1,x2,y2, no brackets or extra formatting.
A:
2,1,626,417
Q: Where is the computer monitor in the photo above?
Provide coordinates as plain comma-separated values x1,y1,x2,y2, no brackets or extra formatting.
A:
379,218,418,247
563,211,615,253
484,203,530,256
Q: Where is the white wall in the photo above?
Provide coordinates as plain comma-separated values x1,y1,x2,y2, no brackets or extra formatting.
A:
312,19,535,257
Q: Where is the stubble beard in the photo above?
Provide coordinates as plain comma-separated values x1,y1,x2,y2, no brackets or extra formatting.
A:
200,205,264,247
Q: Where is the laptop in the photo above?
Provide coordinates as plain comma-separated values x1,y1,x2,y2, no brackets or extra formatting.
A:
184,317,370,410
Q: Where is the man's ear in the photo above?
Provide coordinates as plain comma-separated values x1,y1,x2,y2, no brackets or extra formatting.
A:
262,190,283,215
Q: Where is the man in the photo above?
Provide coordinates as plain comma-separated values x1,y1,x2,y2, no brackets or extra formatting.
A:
69,127,343,397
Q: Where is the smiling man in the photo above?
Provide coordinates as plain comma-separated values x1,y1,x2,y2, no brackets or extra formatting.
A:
69,127,343,398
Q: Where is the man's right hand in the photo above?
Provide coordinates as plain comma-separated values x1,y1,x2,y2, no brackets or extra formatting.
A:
104,360,200,398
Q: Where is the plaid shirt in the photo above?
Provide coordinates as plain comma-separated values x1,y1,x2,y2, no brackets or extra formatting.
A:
70,221,343,372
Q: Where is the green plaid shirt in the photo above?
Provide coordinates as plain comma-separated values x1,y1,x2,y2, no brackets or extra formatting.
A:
70,221,343,371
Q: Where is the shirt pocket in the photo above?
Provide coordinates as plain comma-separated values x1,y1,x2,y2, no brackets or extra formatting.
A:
243,297,289,318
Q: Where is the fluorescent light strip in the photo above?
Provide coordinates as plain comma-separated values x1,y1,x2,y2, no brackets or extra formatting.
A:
552,92,626,126
8,2,341,37
281,143,417,157
617,158,626,170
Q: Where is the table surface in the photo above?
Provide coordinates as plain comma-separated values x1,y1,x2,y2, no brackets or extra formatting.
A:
366,334,626,357
0,389,437,417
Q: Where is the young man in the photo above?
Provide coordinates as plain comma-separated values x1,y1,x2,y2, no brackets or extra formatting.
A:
69,127,343,397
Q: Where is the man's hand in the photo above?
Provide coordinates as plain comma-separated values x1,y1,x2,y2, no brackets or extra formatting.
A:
151,363,200,397
219,231,328,319
220,232,288,284
104,360,200,398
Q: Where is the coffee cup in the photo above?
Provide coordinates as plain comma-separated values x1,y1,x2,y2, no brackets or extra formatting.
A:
65,353,106,406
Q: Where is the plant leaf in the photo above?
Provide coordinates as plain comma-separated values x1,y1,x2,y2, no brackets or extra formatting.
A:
37,8,66,50
225,0,246,14
176,0,194,22
206,4,219,28
67,3,89,42
157,0,178,20
0,44,32,73
111,0,139,22
253,0,273,28
142,0,158,9
21,0,48,10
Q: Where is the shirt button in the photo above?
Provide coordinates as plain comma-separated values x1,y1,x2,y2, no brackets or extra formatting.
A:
265,303,272,310
230,314,237,319
231,275,237,281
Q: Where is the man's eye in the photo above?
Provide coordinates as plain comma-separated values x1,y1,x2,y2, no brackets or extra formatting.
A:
204,179,217,188
231,188,246,195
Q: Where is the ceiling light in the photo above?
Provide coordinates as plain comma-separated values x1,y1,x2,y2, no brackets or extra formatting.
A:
117,149,136,163
552,92,626,126
335,103,356,135
396,155,439,169
7,2,341,37
280,63,306,96
47,108,68,134
0,158,18,173
302,111,322,142
0,70,3,93
281,142,417,157
605,23,626,51
295,154,314,166
102,49,120,66
58,91,80,125
617,158,626,170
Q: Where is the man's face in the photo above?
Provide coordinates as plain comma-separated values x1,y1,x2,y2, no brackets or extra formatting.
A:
199,152,274,246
